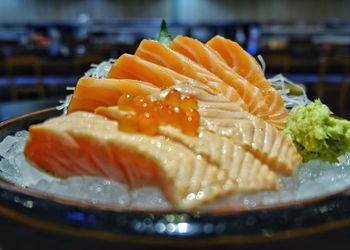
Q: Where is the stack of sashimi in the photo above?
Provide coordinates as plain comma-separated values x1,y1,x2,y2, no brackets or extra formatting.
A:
24,35,302,209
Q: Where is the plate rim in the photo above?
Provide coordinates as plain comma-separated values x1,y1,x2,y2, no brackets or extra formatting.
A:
1,107,350,245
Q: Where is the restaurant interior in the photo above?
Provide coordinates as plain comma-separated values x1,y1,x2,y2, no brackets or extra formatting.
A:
0,0,349,121
1,2,350,250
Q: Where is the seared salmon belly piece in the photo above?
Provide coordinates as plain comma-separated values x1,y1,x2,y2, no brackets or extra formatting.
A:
207,36,288,130
25,112,237,209
95,106,280,193
200,109,302,175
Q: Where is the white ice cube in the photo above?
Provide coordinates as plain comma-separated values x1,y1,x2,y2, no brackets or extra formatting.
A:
131,187,170,209
0,136,19,159
0,158,19,184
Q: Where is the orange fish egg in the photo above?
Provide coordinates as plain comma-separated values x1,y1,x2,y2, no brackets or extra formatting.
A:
164,89,181,106
133,96,153,114
181,109,200,136
172,105,185,128
118,94,135,111
186,109,200,121
153,100,165,115
180,95,198,111
158,105,175,126
164,105,184,129
153,100,164,107
118,114,138,133
137,112,159,135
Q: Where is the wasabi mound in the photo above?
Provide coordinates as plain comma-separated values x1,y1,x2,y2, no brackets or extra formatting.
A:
285,99,350,162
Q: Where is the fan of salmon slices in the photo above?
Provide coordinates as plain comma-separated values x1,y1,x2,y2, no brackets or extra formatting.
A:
25,35,302,210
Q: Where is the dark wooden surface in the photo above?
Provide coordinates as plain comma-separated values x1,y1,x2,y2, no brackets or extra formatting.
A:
0,215,350,250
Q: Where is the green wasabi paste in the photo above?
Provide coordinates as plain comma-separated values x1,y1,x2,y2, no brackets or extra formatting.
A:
284,99,350,162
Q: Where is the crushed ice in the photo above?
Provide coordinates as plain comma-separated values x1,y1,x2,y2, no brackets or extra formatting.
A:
1,131,350,210
268,74,310,111
84,59,115,79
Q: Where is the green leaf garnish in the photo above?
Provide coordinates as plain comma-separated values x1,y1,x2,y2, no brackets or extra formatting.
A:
157,20,173,47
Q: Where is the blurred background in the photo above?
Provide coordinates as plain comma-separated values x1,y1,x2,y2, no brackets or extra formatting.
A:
0,0,349,121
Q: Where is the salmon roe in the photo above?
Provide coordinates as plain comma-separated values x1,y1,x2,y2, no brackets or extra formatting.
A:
117,89,199,136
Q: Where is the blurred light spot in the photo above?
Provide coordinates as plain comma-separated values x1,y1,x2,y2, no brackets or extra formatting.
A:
203,223,214,234
177,222,189,233
23,200,33,208
186,193,195,201
67,212,85,222
155,222,166,233
166,223,176,233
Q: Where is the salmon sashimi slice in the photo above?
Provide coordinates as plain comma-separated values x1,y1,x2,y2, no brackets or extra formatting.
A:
207,36,266,87
162,37,269,120
134,39,264,116
25,112,237,209
207,36,288,129
200,109,302,176
67,77,159,113
95,106,280,192
107,54,248,111
169,36,286,130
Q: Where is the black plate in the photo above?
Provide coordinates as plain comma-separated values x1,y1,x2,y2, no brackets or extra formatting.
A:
1,108,350,250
